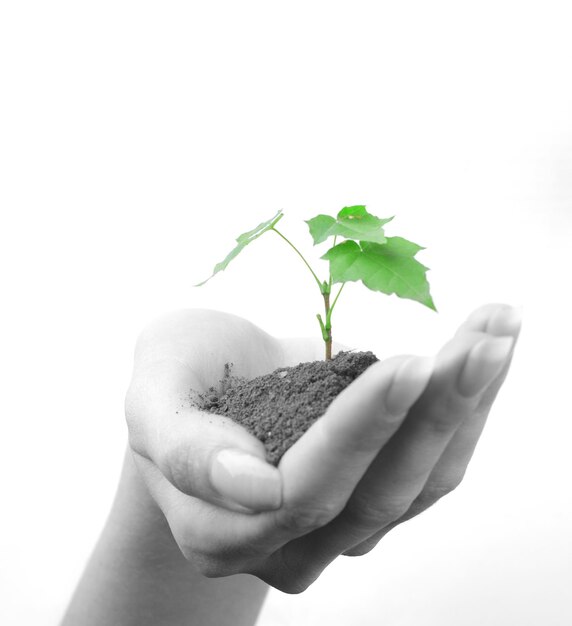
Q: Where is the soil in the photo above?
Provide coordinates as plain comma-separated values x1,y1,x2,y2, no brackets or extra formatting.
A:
198,351,378,465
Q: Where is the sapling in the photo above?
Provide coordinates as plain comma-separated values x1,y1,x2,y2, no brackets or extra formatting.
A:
197,205,436,360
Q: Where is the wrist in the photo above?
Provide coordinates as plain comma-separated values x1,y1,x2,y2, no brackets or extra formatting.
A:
62,446,269,626
112,447,175,548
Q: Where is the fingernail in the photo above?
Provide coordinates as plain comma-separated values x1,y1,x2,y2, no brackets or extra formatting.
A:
385,356,435,415
486,305,523,338
457,336,514,397
210,449,283,511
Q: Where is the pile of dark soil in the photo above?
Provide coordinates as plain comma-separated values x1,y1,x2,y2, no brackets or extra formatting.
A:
199,351,378,465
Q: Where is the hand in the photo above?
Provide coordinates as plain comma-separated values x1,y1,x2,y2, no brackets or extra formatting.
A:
125,304,521,593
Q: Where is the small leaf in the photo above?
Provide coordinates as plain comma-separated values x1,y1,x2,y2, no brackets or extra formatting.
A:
322,237,436,310
305,214,337,245
195,210,283,286
306,205,393,245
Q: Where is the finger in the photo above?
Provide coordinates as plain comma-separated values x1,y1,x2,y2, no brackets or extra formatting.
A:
126,359,283,512
415,303,522,497
347,304,523,555
455,302,523,339
270,353,434,539
344,393,500,556
293,330,514,565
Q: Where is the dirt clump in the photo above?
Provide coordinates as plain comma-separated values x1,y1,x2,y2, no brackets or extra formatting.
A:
199,351,378,465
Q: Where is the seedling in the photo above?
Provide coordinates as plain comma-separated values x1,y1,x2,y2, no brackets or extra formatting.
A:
197,205,436,360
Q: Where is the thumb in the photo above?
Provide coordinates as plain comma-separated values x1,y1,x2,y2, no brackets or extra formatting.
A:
125,364,283,512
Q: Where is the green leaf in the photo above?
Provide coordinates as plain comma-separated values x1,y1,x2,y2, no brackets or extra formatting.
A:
195,210,284,286
306,205,394,245
321,237,436,310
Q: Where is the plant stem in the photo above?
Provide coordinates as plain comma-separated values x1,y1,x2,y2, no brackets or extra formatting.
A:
321,283,345,360
271,228,323,291
272,227,343,361
328,283,345,320
323,291,332,360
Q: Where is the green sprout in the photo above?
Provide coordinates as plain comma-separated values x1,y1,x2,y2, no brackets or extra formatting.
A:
196,205,436,360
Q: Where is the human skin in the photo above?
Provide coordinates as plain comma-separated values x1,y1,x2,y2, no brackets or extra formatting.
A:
61,303,521,626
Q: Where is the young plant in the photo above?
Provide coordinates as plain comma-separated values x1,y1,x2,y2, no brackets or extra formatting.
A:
196,205,436,360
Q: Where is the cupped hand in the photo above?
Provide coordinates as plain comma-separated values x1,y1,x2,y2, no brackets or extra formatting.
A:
125,304,521,593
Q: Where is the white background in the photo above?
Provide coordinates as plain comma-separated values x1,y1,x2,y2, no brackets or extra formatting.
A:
1,1,571,624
